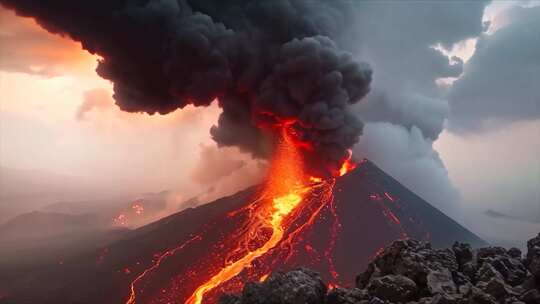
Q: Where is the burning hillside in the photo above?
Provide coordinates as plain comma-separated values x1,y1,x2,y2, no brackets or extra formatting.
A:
0,2,487,304
1,154,484,304
124,124,354,304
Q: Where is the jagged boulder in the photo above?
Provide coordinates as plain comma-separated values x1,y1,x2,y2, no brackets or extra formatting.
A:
220,268,326,304
427,268,456,295
508,248,522,259
525,233,540,280
477,277,520,300
367,274,417,302
489,256,528,286
326,287,368,304
357,239,457,295
520,288,540,304
477,246,508,263
221,233,540,304
468,286,498,304
452,242,473,268
476,263,504,283
429,293,461,304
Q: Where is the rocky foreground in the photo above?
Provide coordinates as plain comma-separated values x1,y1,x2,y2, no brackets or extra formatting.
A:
221,233,540,304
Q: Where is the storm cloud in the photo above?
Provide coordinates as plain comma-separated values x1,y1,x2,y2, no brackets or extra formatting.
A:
0,0,372,176
448,6,540,132
348,0,488,140
343,1,488,216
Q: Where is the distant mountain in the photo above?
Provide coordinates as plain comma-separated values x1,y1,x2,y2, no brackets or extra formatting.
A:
0,160,485,304
486,209,540,224
0,211,104,240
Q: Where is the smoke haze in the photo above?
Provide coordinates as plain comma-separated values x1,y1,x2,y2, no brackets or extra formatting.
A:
0,0,373,176
0,0,539,249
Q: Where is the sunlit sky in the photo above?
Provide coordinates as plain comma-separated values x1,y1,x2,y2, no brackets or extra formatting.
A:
1,1,539,244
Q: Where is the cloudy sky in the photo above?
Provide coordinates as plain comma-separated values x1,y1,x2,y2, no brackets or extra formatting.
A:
0,1,538,247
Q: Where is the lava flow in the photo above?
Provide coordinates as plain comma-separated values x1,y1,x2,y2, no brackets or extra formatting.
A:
125,125,356,304
185,126,309,304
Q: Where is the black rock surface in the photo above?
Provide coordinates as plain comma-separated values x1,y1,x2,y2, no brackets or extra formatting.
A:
223,233,540,304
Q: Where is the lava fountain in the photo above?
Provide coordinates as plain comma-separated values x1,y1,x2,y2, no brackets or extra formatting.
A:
125,125,356,304
185,126,309,304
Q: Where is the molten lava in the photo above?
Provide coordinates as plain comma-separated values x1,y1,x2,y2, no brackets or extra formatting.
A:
186,126,310,304
338,150,357,177
125,126,358,304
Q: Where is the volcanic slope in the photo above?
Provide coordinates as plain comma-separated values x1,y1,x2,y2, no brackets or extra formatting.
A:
4,159,485,304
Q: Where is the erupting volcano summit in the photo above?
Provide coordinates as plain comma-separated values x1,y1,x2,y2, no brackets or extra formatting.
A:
15,153,484,304
0,1,491,303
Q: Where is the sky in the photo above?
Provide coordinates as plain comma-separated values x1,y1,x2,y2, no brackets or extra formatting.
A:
0,1,539,247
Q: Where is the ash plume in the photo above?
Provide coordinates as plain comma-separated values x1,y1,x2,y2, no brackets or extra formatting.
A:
1,0,372,176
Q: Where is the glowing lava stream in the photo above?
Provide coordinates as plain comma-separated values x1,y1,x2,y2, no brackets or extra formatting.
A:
185,191,304,304
185,126,309,304
125,125,357,304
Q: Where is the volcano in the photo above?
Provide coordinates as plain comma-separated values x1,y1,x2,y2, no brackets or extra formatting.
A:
6,158,485,304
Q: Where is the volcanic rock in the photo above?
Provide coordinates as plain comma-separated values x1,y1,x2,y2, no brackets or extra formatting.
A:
358,239,459,297
368,298,386,304
227,268,327,304
476,263,504,283
429,293,460,304
326,287,368,304
427,268,457,295
525,233,540,280
468,286,498,304
477,277,520,300
508,248,523,259
490,256,528,286
367,274,417,302
452,242,473,268
222,233,540,304
520,288,540,304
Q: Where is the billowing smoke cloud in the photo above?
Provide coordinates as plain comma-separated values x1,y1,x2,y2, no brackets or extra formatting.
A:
354,123,461,219
448,6,540,132
1,0,372,176
347,1,488,140
342,1,488,216
190,144,248,185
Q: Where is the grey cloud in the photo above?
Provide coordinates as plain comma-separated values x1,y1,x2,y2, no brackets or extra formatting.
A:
354,122,461,220
347,1,488,140
0,0,372,176
190,144,246,185
448,6,540,132
346,1,487,220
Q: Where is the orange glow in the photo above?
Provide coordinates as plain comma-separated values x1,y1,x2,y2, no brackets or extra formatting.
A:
125,235,203,304
309,176,323,183
328,283,340,290
113,213,128,226
132,203,144,215
125,126,355,304
338,150,357,176
185,126,309,304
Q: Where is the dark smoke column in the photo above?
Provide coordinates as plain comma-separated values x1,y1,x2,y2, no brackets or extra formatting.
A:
1,0,372,176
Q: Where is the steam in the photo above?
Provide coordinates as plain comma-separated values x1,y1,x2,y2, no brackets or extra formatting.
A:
354,123,460,219
1,0,372,176
76,89,113,121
